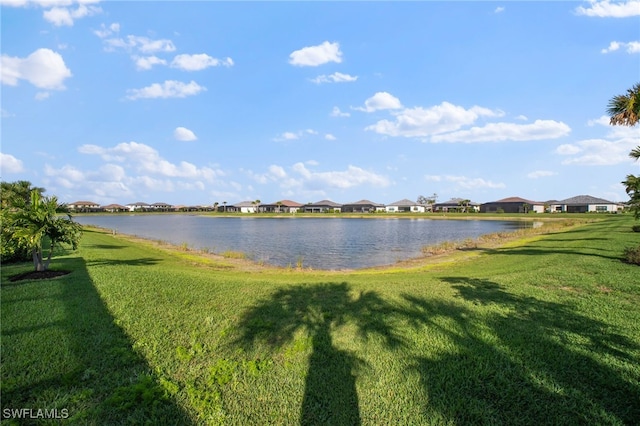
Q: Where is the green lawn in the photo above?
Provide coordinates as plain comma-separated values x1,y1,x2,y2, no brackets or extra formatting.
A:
2,215,639,425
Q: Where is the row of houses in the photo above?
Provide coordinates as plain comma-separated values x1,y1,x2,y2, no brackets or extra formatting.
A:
67,195,625,214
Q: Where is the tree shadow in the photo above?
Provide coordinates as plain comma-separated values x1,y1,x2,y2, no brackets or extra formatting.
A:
401,276,640,424
1,256,193,424
232,282,406,425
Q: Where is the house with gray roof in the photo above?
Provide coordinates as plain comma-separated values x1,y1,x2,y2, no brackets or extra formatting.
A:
232,200,259,213
549,195,621,213
304,199,342,213
260,199,303,213
341,199,385,213
385,199,426,213
480,197,545,213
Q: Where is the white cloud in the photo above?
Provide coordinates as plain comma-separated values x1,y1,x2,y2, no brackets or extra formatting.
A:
575,0,640,18
43,3,101,26
174,127,197,141
251,162,389,191
274,129,319,141
355,92,403,112
79,141,223,181
133,55,167,71
35,91,50,100
104,35,176,54
1,48,72,89
94,22,120,38
171,54,233,71
330,106,350,117
366,102,503,137
0,153,25,173
325,134,336,140
425,174,505,189
494,6,505,13
291,162,390,189
555,120,640,165
125,80,206,100
310,72,358,84
431,120,571,143
289,41,342,67
601,40,640,53
527,170,557,179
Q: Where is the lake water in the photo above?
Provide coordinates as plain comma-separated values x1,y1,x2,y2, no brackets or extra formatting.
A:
74,215,532,270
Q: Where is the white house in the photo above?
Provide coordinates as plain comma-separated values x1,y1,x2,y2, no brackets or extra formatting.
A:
549,195,621,213
385,199,426,213
233,201,258,213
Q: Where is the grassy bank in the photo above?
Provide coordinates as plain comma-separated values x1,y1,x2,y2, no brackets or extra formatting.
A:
2,215,639,424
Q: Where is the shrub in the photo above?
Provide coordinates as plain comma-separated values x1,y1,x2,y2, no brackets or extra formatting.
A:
623,245,640,265
631,224,640,232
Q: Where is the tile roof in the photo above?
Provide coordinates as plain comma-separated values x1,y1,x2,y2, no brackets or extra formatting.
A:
388,198,420,206
492,196,542,204
558,195,615,205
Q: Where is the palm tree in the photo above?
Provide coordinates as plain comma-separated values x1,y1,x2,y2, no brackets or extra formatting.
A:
7,190,82,271
223,201,227,213
607,82,640,127
608,83,640,220
252,199,261,214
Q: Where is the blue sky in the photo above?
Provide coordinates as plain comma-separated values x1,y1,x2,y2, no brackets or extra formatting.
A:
1,1,639,207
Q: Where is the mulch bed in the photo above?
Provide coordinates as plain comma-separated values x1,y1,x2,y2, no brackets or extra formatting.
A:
9,270,71,282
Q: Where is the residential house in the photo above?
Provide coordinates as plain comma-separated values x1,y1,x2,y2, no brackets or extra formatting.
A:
151,202,173,211
126,202,151,212
101,203,128,213
480,197,545,213
68,201,102,212
433,198,480,213
549,195,622,213
385,199,426,213
232,201,259,213
304,200,343,213
261,200,303,213
341,199,385,213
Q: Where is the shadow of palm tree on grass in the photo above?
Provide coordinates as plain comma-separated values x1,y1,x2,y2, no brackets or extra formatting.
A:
1,256,193,424
401,276,640,424
233,282,406,425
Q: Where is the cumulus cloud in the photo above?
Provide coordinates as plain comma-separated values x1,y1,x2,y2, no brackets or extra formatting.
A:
93,22,120,38
575,0,640,17
555,120,640,165
355,92,403,112
0,153,25,173
310,72,358,84
1,48,72,89
174,127,197,141
601,40,640,53
289,41,342,66
425,174,506,189
431,120,571,143
3,0,102,26
78,141,223,181
330,106,350,117
125,80,206,100
133,55,167,70
494,6,505,13
171,54,233,71
251,162,389,191
325,134,336,140
366,102,503,138
43,2,101,26
527,170,557,179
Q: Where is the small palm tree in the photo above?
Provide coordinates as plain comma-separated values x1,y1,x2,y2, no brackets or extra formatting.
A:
8,190,82,271
607,82,640,127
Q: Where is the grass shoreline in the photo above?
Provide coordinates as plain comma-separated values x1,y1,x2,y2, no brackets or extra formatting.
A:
2,214,639,424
